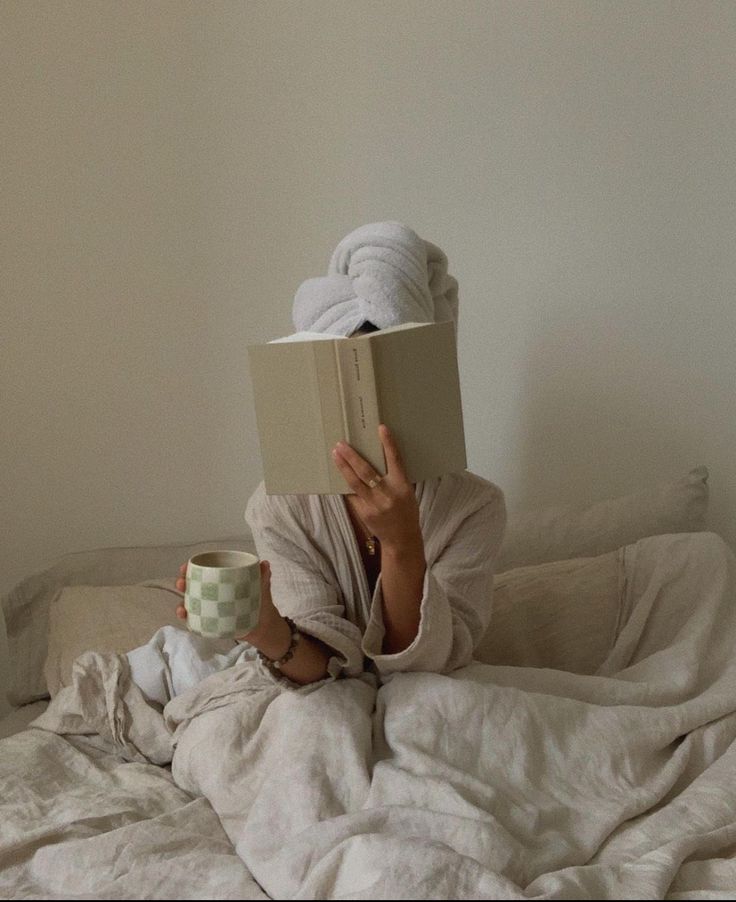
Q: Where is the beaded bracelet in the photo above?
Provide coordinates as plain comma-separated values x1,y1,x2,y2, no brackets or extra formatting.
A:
257,617,302,672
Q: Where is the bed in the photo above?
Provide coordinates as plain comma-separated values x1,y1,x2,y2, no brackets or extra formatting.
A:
3,464,736,900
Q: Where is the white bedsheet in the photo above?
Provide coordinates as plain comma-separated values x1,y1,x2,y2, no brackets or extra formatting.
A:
3,531,736,899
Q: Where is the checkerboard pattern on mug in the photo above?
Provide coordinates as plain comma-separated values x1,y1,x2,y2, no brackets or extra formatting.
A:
186,562,260,638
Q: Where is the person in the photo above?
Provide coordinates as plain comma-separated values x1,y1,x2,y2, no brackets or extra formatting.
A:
172,222,507,690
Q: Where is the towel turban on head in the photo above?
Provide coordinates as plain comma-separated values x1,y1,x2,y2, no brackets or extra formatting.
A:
292,221,459,340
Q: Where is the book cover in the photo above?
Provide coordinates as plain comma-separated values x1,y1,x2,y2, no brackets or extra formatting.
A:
247,321,467,494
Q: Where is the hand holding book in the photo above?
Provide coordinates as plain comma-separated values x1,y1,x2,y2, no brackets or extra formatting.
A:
331,424,423,553
248,322,467,495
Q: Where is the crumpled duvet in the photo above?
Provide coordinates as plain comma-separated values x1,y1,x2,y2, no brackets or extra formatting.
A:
4,531,736,900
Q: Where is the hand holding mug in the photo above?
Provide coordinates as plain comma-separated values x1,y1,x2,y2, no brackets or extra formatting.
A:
176,556,282,644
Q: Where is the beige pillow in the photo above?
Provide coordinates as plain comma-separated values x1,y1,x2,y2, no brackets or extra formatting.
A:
5,465,709,705
44,581,186,698
476,550,623,675
4,534,256,706
495,465,708,574
45,554,624,695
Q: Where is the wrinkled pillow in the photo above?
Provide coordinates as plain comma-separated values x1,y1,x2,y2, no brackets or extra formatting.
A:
476,549,623,675
495,465,708,574
3,535,256,706
44,581,187,698
3,466,710,705
47,555,624,696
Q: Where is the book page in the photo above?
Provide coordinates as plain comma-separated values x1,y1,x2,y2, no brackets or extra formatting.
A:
355,321,431,336
268,331,344,344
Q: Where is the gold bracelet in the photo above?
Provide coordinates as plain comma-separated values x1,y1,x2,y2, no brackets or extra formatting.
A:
257,617,302,671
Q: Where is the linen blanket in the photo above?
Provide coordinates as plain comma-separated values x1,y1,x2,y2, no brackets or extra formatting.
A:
3,531,736,899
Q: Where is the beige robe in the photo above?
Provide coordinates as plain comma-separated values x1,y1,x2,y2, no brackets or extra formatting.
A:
244,470,507,680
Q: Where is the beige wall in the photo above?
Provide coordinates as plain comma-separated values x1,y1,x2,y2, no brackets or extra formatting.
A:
2,0,735,597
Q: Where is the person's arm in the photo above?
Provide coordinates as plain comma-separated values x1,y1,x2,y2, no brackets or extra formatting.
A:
243,484,367,682
235,569,333,685
331,426,508,670
377,535,426,655
361,477,508,676
330,424,429,655
177,558,351,687
247,624,332,686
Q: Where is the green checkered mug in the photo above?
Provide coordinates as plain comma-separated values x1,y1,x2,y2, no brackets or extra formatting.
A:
185,550,261,639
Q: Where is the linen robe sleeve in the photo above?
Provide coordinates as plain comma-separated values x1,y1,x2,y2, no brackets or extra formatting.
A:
245,486,365,681
361,482,507,676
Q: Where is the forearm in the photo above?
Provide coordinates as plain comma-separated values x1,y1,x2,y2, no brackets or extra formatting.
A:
379,536,427,655
242,617,332,686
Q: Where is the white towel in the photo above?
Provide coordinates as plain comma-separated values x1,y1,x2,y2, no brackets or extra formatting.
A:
292,221,459,339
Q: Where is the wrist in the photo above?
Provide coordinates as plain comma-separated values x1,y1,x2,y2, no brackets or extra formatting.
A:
382,532,425,561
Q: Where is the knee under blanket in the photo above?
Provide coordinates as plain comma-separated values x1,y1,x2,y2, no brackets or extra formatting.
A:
26,532,736,899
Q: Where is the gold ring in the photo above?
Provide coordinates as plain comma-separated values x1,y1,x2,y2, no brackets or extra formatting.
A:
367,475,383,489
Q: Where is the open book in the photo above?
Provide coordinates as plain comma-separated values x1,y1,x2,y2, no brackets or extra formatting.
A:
247,321,467,494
